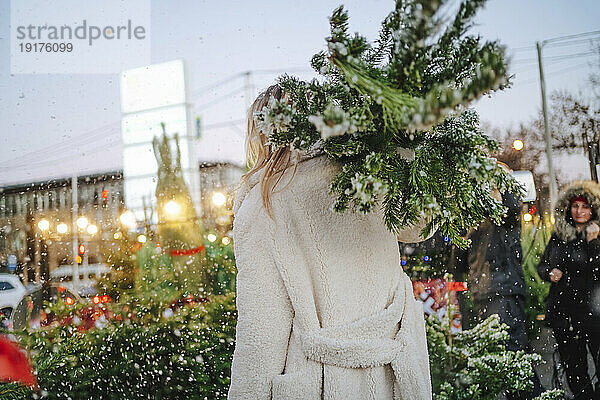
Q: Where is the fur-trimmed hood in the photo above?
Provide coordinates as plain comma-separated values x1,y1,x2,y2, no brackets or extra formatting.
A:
554,180,600,243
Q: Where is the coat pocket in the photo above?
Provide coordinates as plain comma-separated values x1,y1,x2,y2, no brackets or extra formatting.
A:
271,370,318,400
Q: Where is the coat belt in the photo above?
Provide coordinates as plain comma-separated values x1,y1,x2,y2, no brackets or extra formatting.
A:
295,298,405,368
294,274,432,400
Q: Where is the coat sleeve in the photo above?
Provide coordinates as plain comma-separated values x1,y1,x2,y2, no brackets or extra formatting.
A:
537,234,559,282
228,214,294,400
586,238,600,282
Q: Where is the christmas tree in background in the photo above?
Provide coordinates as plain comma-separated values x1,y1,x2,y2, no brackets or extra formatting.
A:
256,0,522,247
427,314,563,400
152,124,206,294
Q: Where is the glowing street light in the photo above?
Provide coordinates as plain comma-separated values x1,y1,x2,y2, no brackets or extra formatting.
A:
221,236,231,245
119,211,137,229
57,223,68,234
137,234,147,243
207,233,217,243
212,192,227,207
513,139,524,151
523,213,533,222
87,224,98,235
38,219,50,231
164,200,181,216
76,216,89,230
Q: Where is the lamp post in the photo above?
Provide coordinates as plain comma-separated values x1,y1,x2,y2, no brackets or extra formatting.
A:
119,210,137,231
72,175,79,295
164,200,181,217
75,216,89,285
211,191,232,233
212,192,226,207
76,216,89,230
82,223,98,286
512,139,524,151
37,219,50,232
37,218,50,283
57,223,68,234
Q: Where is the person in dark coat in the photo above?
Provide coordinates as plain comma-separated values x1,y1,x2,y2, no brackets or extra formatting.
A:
537,181,600,400
451,183,544,399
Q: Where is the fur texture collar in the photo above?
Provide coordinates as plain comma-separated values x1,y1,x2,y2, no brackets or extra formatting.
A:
554,180,600,243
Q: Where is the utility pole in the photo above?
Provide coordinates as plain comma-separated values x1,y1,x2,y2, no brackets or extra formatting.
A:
536,42,558,213
71,175,79,294
587,142,599,183
534,30,600,211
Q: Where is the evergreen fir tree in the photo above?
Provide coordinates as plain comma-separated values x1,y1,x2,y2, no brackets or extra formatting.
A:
255,0,522,247
152,123,206,293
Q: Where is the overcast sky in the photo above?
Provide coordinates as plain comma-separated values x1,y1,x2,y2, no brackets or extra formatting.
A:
1,0,599,186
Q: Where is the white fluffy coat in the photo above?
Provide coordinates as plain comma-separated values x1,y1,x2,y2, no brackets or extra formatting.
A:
228,153,432,400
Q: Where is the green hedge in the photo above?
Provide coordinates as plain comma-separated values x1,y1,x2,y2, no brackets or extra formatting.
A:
0,293,236,400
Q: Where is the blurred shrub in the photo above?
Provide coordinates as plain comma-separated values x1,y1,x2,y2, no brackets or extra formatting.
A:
521,216,553,339
0,293,236,400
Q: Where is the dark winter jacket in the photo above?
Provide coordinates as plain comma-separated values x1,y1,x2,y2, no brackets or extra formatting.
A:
451,191,525,301
537,181,600,330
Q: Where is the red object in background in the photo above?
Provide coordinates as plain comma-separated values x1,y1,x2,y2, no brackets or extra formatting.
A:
170,245,205,257
412,278,448,312
101,189,109,199
0,336,38,388
92,296,101,304
447,281,468,291
53,305,115,332
529,205,537,215
101,295,111,303
65,297,74,305
131,242,143,252
168,294,209,313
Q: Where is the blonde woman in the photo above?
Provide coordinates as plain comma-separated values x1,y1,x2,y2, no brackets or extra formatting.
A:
228,84,432,400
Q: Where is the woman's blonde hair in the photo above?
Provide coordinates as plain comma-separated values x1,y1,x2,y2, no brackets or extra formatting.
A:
240,84,298,216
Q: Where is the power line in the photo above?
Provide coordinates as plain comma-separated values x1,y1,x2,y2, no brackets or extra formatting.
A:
4,67,305,170
512,50,598,65
0,122,120,166
545,36,600,49
203,119,246,130
191,68,312,98
252,68,313,76
544,50,598,62
510,32,600,55
1,118,250,172
2,118,249,172
229,124,246,139
192,72,245,97
195,87,245,111
519,62,592,86
543,30,600,45
0,139,122,171
512,54,596,76
511,45,537,53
